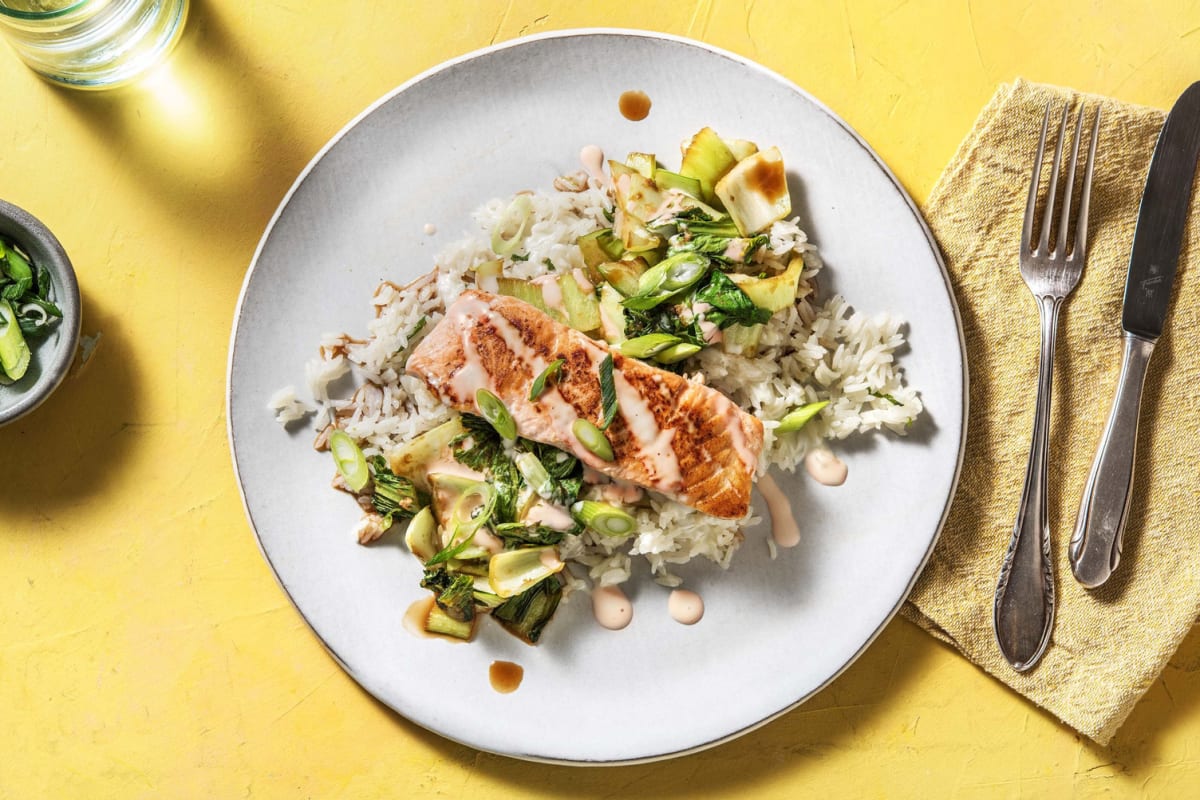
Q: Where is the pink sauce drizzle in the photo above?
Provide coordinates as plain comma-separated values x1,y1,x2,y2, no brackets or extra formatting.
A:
805,449,848,486
668,589,704,625
580,145,605,183
758,474,800,548
592,585,633,630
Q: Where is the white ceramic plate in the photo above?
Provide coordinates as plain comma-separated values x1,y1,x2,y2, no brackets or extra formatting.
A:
227,30,966,764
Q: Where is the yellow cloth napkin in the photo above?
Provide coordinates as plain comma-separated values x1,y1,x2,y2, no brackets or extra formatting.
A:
901,78,1200,745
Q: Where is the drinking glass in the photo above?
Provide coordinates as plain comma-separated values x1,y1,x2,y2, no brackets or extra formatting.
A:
0,0,188,89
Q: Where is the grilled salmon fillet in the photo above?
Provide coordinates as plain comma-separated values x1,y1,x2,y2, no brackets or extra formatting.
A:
405,290,763,519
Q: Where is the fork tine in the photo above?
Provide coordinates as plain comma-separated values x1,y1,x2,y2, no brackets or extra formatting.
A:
1023,102,1053,250
1072,107,1101,262
1037,104,1070,255
1055,104,1086,258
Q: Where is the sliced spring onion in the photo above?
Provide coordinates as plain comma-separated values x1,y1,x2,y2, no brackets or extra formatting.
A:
0,241,33,283
17,302,49,327
572,418,614,461
488,546,565,598
571,501,637,537
476,388,517,440
654,342,703,364
598,354,618,430
529,358,565,401
490,194,534,256
0,299,30,381
515,452,555,500
619,333,681,359
403,506,439,563
328,429,370,492
776,400,830,433
621,252,710,311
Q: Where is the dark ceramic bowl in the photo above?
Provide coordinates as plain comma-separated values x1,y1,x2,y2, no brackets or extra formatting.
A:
0,199,81,426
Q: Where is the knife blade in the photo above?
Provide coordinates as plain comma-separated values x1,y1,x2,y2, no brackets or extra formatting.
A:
1069,81,1200,588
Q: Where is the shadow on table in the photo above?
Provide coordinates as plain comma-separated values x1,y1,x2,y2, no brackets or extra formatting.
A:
358,616,936,796
0,290,141,526
1086,621,1200,771
43,0,313,271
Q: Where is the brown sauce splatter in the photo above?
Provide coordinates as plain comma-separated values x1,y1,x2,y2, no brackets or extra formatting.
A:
489,660,524,693
744,156,787,202
619,90,651,121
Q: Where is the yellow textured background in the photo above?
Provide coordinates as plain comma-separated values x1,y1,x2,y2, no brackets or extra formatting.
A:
2,1,1199,797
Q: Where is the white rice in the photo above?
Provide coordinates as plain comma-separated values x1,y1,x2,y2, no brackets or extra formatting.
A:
286,171,922,590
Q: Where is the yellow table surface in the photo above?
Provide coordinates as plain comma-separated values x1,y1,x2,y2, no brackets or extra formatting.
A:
3,1,1199,796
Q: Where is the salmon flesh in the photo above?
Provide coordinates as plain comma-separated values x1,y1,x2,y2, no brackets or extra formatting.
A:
405,290,763,519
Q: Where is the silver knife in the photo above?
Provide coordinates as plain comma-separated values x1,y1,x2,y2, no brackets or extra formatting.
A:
1069,81,1200,588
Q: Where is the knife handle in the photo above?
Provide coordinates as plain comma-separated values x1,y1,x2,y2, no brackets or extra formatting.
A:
1069,333,1156,588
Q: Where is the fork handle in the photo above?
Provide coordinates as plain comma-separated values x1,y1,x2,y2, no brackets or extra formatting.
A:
1068,333,1156,588
994,294,1060,672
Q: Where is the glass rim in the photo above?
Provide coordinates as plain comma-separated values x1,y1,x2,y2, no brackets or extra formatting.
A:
0,1,92,20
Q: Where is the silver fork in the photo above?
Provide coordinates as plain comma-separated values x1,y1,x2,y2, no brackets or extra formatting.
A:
993,101,1100,672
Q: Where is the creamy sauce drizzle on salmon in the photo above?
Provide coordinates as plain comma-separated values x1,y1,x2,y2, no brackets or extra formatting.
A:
610,370,683,491
406,291,764,519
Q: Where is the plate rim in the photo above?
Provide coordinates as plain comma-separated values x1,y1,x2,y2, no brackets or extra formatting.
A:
225,27,970,766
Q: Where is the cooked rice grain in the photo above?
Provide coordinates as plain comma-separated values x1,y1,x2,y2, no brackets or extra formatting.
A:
293,178,921,587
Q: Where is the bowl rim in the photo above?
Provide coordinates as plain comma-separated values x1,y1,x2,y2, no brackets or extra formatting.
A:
0,198,81,426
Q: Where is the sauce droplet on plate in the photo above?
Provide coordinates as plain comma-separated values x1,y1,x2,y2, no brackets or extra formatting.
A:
580,144,605,182
805,448,848,486
489,660,524,693
423,223,437,235
592,584,633,630
757,473,800,548
668,589,704,625
618,90,651,121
